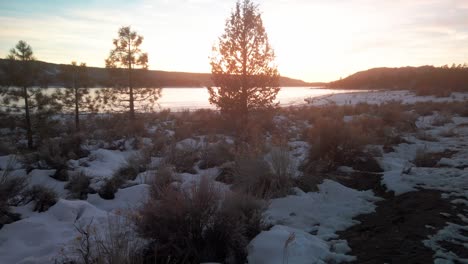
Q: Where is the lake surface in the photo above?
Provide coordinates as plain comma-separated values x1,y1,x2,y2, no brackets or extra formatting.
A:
4,87,363,112
157,87,358,111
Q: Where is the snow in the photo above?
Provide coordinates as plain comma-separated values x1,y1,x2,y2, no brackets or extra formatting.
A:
28,169,68,197
306,90,468,106
0,154,22,170
72,148,136,179
248,225,331,264
0,199,108,264
87,184,150,212
423,222,468,263
247,180,381,263
265,180,381,238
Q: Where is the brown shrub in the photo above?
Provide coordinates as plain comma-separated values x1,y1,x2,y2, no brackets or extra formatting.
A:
163,144,199,174
134,177,265,264
65,172,91,200
305,117,370,172
0,158,28,227
149,164,176,199
23,185,58,212
232,152,293,199
199,141,234,169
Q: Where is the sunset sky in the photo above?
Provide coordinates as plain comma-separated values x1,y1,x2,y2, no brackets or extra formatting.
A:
1,0,467,82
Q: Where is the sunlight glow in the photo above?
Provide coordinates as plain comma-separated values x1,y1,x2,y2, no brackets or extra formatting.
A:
0,0,467,82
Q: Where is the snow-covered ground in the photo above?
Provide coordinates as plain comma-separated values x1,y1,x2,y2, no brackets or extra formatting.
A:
248,181,381,264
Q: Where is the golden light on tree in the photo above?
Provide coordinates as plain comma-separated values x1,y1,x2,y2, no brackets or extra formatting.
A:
208,0,280,124
104,26,161,120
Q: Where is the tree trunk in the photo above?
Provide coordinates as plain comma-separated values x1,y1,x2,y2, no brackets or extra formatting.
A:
73,72,80,131
74,88,80,132
23,86,33,149
128,41,135,121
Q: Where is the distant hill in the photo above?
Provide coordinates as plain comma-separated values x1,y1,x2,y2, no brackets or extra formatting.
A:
0,59,320,88
328,65,468,96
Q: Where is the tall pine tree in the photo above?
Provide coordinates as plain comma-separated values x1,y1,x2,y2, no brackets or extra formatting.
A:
104,26,161,119
208,0,280,124
1,41,47,149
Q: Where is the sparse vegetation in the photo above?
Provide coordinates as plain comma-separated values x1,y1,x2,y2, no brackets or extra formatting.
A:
134,177,266,264
232,151,293,199
0,157,28,227
66,172,91,200
23,185,58,212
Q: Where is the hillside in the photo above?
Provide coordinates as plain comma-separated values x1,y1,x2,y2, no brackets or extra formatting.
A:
0,59,318,88
328,65,468,95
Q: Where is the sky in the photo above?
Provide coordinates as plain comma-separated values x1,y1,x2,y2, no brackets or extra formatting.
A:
0,0,467,82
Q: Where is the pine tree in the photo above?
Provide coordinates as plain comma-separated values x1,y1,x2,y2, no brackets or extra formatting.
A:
104,26,161,119
56,62,97,131
208,0,280,124
1,41,45,149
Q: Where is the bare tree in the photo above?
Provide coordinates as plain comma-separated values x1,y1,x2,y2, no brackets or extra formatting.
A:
208,0,280,124
104,26,161,119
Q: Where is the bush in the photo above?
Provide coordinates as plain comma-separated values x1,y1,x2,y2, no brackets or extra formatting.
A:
57,215,144,264
65,172,91,200
134,177,265,264
163,144,199,174
99,155,146,200
149,164,176,199
24,185,58,212
98,178,121,200
199,141,234,169
0,157,28,227
305,117,370,172
232,152,293,199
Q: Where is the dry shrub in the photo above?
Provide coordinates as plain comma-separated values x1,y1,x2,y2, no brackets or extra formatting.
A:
199,141,234,169
99,156,145,200
134,177,265,264
23,134,88,181
438,128,457,137
163,144,199,174
215,161,236,184
0,157,28,227
413,148,455,168
295,172,324,193
66,172,91,200
416,131,438,142
23,185,58,212
413,148,434,167
377,102,417,132
232,151,293,199
431,112,452,126
305,117,370,172
58,215,144,264
149,164,176,199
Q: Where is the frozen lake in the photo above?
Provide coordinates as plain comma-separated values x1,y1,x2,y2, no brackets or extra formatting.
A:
156,87,358,111
4,87,364,112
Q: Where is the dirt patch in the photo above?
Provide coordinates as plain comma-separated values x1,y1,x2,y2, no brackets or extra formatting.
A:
335,172,467,264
